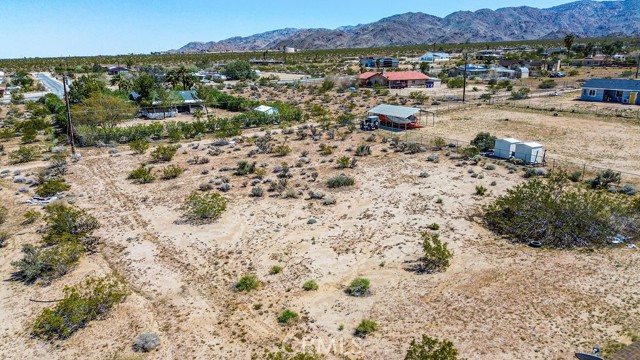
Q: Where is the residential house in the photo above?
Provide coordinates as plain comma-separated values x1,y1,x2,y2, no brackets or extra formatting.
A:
475,50,504,61
448,65,488,78
140,90,204,119
514,67,529,79
580,78,640,105
419,52,451,62
100,65,130,75
0,70,4,84
489,66,516,79
359,56,400,68
358,71,430,88
571,55,606,67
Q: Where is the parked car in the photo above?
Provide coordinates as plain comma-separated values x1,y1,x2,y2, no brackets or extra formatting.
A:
550,72,565,78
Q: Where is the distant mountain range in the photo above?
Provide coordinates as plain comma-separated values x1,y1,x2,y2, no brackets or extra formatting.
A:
173,0,640,53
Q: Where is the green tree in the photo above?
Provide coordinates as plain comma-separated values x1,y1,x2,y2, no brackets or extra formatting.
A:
421,233,453,272
223,61,258,80
563,33,575,53
419,62,430,74
132,73,157,104
71,93,137,128
69,75,107,103
404,335,458,360
470,132,496,152
110,73,132,92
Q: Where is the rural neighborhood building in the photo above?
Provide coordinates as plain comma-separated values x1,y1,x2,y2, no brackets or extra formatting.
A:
359,56,400,68
570,55,606,67
139,90,203,119
367,104,430,129
580,79,640,105
101,65,130,75
515,142,545,164
358,71,431,88
283,47,296,53
494,138,521,159
514,67,529,78
448,65,488,78
475,50,504,60
254,105,279,116
0,70,4,83
419,52,451,62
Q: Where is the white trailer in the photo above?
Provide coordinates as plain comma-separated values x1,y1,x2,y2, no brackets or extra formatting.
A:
494,138,521,159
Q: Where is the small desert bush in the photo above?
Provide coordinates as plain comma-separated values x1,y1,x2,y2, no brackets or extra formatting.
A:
460,146,480,158
35,178,71,197
427,223,440,231
485,164,496,171
150,145,177,162
405,335,458,360
43,203,100,242
128,165,155,184
589,169,621,189
327,174,355,188
11,242,84,283
129,139,150,154
355,319,378,337
319,144,332,155
277,309,299,325
269,265,283,275
0,231,10,248
183,192,227,221
133,332,161,352
475,185,487,196
160,165,184,180
253,350,325,360
0,206,8,225
421,233,453,272
569,171,582,182
32,276,128,340
9,145,40,164
273,144,292,157
355,144,371,156
235,160,256,176
303,280,319,291
250,186,264,197
538,79,557,89
235,274,260,292
23,210,41,225
344,277,370,297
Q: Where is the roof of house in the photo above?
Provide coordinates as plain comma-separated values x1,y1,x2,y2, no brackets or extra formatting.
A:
582,79,640,91
383,72,429,81
358,71,429,81
177,90,201,103
254,105,278,113
517,142,543,148
454,65,487,71
497,138,521,144
610,341,640,360
422,52,450,57
368,104,422,119
358,72,379,80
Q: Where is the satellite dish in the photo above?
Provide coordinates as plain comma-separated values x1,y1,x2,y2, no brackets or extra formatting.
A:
575,353,604,360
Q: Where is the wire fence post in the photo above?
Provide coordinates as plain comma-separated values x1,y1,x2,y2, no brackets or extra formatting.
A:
582,163,586,181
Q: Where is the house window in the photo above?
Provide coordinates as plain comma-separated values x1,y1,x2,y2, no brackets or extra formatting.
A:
588,89,596,97
616,91,623,98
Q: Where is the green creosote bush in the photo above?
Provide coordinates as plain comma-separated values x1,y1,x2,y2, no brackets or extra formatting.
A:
32,276,128,340
344,277,370,297
355,319,378,338
421,233,453,272
9,145,40,164
235,160,257,176
269,265,283,275
129,139,150,154
277,309,299,325
427,223,440,231
484,172,639,248
475,185,487,196
128,165,155,184
235,274,260,292
327,174,355,189
251,349,325,360
23,210,41,225
35,179,71,197
183,191,227,221
150,144,178,162
470,132,496,152
404,335,459,360
160,165,184,180
355,144,371,156
250,186,264,197
302,280,319,291
273,144,292,157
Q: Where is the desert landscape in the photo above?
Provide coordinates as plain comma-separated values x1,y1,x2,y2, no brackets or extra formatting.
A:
1,101,639,359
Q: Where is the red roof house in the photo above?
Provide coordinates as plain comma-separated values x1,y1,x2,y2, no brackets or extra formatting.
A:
358,71,435,88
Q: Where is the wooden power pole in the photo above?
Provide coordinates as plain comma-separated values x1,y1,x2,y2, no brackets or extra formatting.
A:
462,52,468,103
62,74,76,156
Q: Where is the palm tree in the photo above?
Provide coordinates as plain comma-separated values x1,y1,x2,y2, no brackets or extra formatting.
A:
564,33,575,54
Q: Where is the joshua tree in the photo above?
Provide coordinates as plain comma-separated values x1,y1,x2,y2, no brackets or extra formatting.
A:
564,33,575,54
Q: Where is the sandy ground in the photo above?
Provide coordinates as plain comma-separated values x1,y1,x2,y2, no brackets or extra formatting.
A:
1,116,639,359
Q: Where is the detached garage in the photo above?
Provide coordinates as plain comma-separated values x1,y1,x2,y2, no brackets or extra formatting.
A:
494,138,521,159
515,142,545,164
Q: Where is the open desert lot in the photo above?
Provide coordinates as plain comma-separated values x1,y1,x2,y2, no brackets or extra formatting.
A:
1,105,640,360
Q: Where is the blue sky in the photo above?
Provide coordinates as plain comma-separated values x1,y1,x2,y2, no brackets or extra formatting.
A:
1,0,602,58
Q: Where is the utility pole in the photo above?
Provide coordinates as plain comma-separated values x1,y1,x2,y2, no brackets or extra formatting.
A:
636,53,639,79
462,52,468,103
62,73,76,157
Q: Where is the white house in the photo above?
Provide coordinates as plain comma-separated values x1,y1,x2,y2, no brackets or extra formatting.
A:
494,138,521,159
254,105,279,116
515,142,545,164
419,52,451,62
0,70,4,84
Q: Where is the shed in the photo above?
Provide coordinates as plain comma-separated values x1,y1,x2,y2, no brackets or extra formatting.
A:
494,138,521,159
515,142,545,164
367,104,430,129
254,105,279,116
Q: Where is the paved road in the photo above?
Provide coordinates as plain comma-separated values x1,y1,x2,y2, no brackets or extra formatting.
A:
36,72,65,98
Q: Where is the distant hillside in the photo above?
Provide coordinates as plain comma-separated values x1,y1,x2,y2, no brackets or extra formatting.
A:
173,0,640,52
